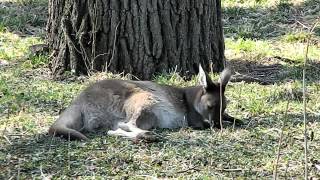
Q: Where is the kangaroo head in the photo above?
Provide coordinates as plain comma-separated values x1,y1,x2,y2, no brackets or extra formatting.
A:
195,64,232,125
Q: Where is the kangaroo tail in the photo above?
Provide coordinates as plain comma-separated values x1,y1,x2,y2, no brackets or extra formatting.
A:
49,125,88,141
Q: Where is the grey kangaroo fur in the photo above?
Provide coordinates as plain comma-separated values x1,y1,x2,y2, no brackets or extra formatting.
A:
49,65,239,141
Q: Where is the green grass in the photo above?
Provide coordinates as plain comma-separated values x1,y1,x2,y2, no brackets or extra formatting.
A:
223,0,320,39
1,63,320,179
0,0,320,179
0,31,43,61
225,37,320,62
0,0,47,33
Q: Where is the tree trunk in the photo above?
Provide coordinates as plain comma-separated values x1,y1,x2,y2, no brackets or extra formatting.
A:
47,0,225,80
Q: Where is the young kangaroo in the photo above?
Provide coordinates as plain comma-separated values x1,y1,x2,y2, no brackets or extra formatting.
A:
49,65,236,141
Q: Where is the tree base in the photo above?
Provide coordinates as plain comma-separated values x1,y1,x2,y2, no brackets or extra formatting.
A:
47,0,225,80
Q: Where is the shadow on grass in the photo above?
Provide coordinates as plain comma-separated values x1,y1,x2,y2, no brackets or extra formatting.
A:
228,57,320,84
244,113,320,130
0,130,248,179
0,0,47,36
1,111,318,179
223,0,320,40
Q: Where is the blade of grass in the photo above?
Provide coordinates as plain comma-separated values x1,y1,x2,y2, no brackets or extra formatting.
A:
302,19,319,180
273,100,289,180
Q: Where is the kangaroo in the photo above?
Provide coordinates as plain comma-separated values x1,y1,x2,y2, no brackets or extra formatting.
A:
49,65,238,141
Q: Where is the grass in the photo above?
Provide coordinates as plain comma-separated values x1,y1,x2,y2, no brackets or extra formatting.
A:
0,0,47,33
0,31,43,61
225,37,320,63
0,0,320,179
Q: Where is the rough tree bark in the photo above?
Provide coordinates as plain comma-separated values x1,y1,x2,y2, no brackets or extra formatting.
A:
47,0,225,80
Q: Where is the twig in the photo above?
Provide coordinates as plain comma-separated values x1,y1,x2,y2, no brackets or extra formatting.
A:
301,18,319,180
61,18,82,54
2,105,10,138
302,37,308,180
3,135,12,145
68,132,71,171
216,168,246,172
310,20,319,33
40,165,50,180
245,117,255,130
273,56,297,64
295,20,309,30
136,175,158,180
126,73,141,81
232,72,272,85
284,136,293,179
169,65,179,82
92,53,109,62
284,159,290,179
234,83,243,131
106,21,121,72
273,100,289,180
176,166,200,174
78,33,92,75
76,13,92,75
61,17,91,75
48,130,56,154
17,158,21,180
91,1,98,71
219,76,223,131
6,133,26,136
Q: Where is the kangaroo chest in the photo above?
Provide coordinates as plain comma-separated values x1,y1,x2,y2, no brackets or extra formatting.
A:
123,82,187,129
151,98,187,128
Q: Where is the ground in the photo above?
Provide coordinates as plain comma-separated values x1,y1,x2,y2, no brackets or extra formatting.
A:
0,0,320,179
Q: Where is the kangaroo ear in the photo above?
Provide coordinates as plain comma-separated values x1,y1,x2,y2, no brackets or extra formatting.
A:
198,64,207,88
198,64,214,89
219,67,232,87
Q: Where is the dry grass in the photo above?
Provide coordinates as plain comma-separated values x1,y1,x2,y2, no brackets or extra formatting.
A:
0,0,320,179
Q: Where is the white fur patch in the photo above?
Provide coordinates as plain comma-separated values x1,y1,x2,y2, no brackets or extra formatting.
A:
134,81,188,129
152,97,187,129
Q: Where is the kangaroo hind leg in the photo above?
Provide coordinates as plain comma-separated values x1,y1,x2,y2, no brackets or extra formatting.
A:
107,127,143,139
49,106,88,141
49,126,88,141
108,109,159,142
108,123,158,142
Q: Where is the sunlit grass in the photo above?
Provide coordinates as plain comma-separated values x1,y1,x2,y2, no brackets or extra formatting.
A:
0,0,320,179
223,0,276,8
0,32,43,61
225,36,320,62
